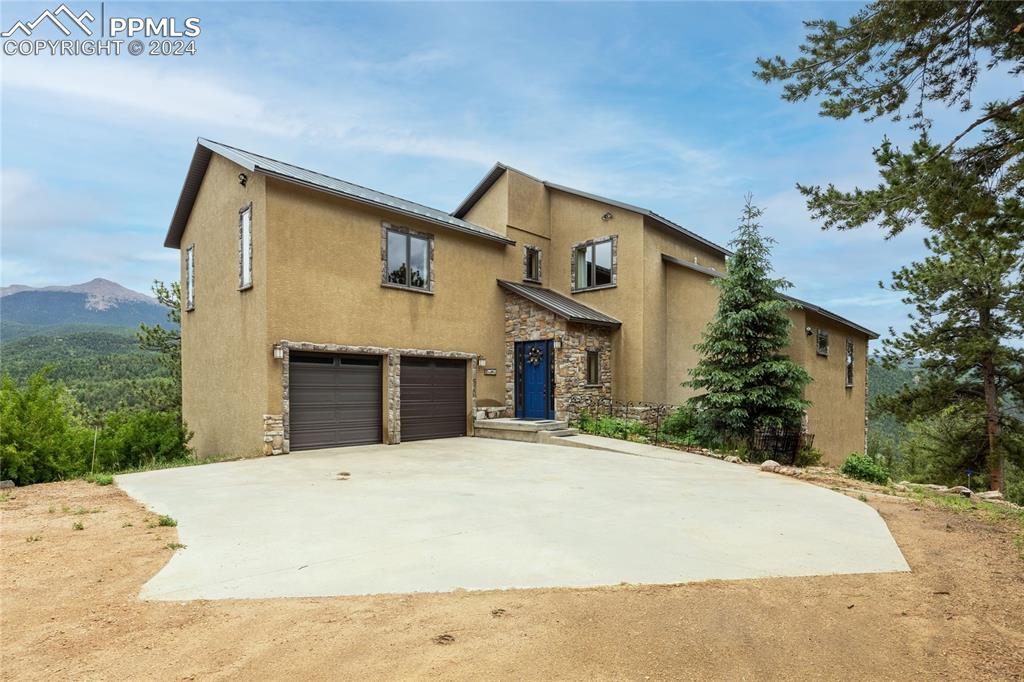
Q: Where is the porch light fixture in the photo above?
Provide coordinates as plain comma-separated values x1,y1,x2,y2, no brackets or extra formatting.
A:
805,326,814,336
272,344,284,359
602,212,613,221
238,173,248,186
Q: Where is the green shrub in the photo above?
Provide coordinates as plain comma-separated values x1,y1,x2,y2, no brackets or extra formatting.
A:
660,406,697,438
841,453,890,485
85,472,114,486
575,413,649,441
0,370,91,485
794,446,824,468
92,410,192,473
157,514,177,527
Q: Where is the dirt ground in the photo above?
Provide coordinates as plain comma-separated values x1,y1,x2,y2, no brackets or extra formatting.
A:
2,476,1023,681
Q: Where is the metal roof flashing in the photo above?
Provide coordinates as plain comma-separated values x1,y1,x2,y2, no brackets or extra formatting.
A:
164,139,514,249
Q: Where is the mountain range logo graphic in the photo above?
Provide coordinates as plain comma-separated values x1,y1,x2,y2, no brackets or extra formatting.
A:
2,4,95,38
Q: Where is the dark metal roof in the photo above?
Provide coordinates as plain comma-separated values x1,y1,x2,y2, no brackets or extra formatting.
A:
497,280,621,328
164,139,515,249
660,253,879,339
452,163,731,257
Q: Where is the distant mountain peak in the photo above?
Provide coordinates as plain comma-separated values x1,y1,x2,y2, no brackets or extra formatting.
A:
0,279,155,311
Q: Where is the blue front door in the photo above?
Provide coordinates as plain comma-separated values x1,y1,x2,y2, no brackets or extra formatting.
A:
517,340,553,419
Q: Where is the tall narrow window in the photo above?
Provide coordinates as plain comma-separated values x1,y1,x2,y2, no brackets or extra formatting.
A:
586,350,600,385
846,339,855,388
385,227,431,291
239,205,252,289
185,244,195,311
816,329,829,356
573,237,615,291
524,246,541,281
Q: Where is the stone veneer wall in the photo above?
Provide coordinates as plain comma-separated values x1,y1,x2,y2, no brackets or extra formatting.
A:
503,293,613,422
269,340,477,454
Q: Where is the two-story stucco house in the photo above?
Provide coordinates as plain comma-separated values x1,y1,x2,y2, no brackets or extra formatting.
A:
165,138,877,465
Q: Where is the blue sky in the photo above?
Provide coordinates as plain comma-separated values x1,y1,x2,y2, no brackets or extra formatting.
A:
0,1,1012,341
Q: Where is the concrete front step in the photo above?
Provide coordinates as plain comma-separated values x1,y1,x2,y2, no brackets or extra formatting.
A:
473,418,577,444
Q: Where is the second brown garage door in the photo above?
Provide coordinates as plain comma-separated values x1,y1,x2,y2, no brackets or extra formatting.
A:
400,357,467,441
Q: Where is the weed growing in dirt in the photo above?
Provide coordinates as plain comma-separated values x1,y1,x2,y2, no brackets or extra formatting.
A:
858,493,869,502
0,492,10,503
85,473,114,486
166,542,186,550
72,521,84,531
157,515,177,527
122,521,133,528
25,535,41,542
47,506,55,513
73,506,101,515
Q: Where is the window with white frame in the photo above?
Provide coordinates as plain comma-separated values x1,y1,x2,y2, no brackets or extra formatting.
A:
185,244,195,310
846,339,855,388
239,204,253,290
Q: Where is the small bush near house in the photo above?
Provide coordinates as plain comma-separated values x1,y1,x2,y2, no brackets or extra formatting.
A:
794,446,824,468
841,453,890,485
575,412,649,441
659,406,702,445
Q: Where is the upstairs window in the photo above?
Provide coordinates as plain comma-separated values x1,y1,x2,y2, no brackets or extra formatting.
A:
586,350,600,385
385,226,431,291
816,329,829,356
573,237,614,291
239,204,253,290
185,244,195,311
846,339,855,388
524,246,541,282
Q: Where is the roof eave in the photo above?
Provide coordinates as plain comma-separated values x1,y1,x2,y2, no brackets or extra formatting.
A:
660,253,879,339
259,167,515,245
451,162,508,218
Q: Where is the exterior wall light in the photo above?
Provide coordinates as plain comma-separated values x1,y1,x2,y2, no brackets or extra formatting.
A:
602,212,613,221
272,344,284,359
805,326,814,336
239,173,248,186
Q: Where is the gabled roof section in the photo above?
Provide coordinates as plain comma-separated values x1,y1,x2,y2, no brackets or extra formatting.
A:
164,139,515,249
452,163,731,257
498,280,621,328
660,253,879,339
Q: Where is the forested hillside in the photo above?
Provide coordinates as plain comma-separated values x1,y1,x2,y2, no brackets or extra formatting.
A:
1,328,171,417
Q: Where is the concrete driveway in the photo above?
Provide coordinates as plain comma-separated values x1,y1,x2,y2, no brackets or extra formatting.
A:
117,438,909,600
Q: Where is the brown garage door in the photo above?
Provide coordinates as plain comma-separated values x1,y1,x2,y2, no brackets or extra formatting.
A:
400,357,467,441
289,353,382,450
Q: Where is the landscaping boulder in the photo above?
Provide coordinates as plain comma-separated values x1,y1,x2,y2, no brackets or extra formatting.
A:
948,486,972,498
892,484,910,492
724,456,742,464
760,460,781,472
0,480,13,489
977,490,1003,501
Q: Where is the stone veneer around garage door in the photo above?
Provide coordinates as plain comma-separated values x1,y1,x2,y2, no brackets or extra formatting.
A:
503,292,613,422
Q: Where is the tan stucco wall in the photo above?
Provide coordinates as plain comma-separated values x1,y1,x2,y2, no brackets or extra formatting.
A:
461,171,508,235
263,179,510,416
507,170,550,238
663,264,721,405
799,310,869,464
179,154,271,458
545,189,645,402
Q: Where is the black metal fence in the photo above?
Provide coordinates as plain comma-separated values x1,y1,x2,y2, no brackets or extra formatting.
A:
749,428,814,465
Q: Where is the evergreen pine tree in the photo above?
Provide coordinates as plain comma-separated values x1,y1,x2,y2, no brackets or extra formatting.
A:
686,197,811,447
